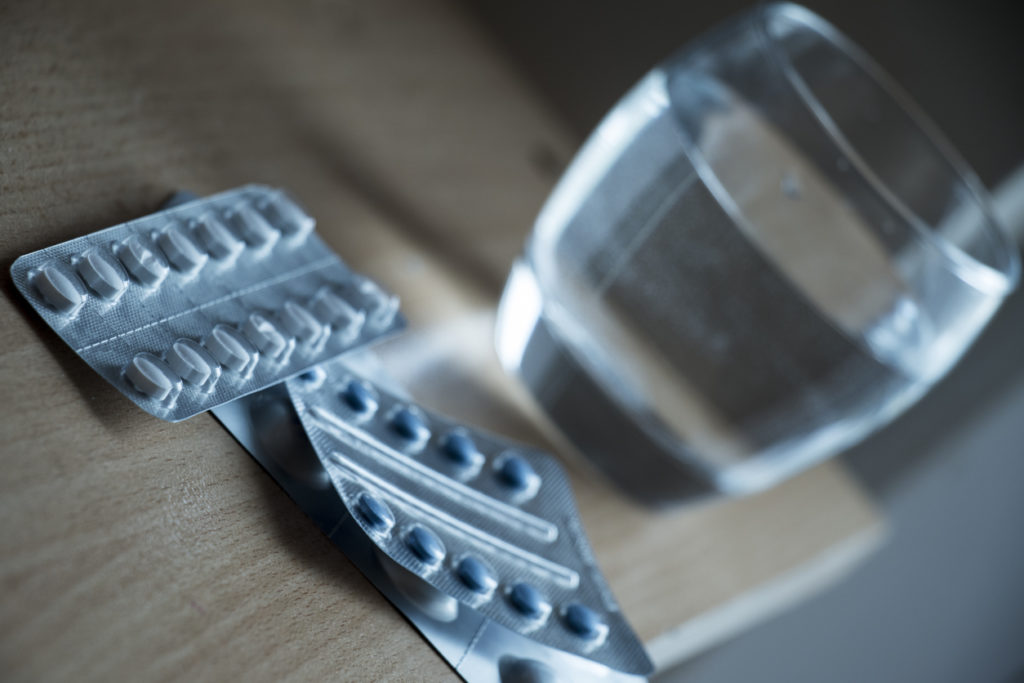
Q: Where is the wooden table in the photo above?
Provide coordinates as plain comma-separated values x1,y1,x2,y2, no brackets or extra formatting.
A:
0,1,882,679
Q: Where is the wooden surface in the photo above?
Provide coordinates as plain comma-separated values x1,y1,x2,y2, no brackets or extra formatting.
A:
0,1,881,680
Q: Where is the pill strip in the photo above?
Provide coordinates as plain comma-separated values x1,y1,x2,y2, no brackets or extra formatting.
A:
308,405,558,544
209,385,652,682
286,361,650,674
11,185,404,422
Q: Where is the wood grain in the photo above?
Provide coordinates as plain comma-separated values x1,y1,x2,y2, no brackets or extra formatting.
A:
0,1,881,680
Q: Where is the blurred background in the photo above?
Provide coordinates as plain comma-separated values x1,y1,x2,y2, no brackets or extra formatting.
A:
460,1,1024,681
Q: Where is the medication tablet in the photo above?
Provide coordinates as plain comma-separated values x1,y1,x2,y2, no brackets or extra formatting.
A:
76,251,126,300
205,326,251,372
33,266,82,313
353,277,400,331
126,354,175,401
225,204,278,248
192,214,242,260
496,453,540,495
442,431,481,466
563,603,606,641
311,289,364,330
405,525,446,567
341,380,378,415
158,225,206,273
117,235,168,287
509,583,550,620
167,339,213,386
390,406,430,444
256,191,314,237
456,555,497,594
243,313,287,359
355,492,395,534
280,301,322,343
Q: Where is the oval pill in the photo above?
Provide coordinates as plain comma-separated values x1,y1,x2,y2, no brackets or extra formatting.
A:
158,226,206,272
356,278,399,330
497,454,538,492
117,235,168,286
193,215,242,260
205,326,250,372
243,313,287,359
390,407,430,443
33,266,82,312
311,289,364,333
355,492,395,533
341,380,377,414
508,583,548,620
126,354,175,400
226,205,278,247
405,525,445,566
76,251,126,299
563,603,605,640
256,193,315,236
280,301,322,343
442,431,480,466
167,340,212,385
456,556,497,594
297,367,324,385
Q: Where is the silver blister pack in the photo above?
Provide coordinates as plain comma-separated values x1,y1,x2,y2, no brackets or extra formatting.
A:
11,185,404,422
286,359,652,676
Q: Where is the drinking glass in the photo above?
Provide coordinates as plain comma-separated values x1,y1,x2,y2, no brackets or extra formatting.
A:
495,3,1020,504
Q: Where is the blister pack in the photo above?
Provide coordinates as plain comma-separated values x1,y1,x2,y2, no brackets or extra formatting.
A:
286,358,652,675
11,185,403,422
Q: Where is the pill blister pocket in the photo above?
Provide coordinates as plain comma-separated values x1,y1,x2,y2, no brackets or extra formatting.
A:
11,185,404,422
286,359,651,675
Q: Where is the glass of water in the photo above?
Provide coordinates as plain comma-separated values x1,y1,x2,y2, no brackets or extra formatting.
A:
495,3,1020,503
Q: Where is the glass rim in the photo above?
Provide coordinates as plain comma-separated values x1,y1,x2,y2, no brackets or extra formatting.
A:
753,2,1020,295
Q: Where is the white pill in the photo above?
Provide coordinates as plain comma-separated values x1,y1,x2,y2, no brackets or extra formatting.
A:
158,226,206,272
76,251,126,300
167,340,212,385
33,266,83,313
193,215,242,260
257,193,315,236
243,313,287,359
205,326,251,372
358,278,399,330
126,354,175,400
226,205,278,248
117,235,168,286
311,289,365,332
280,301,322,342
